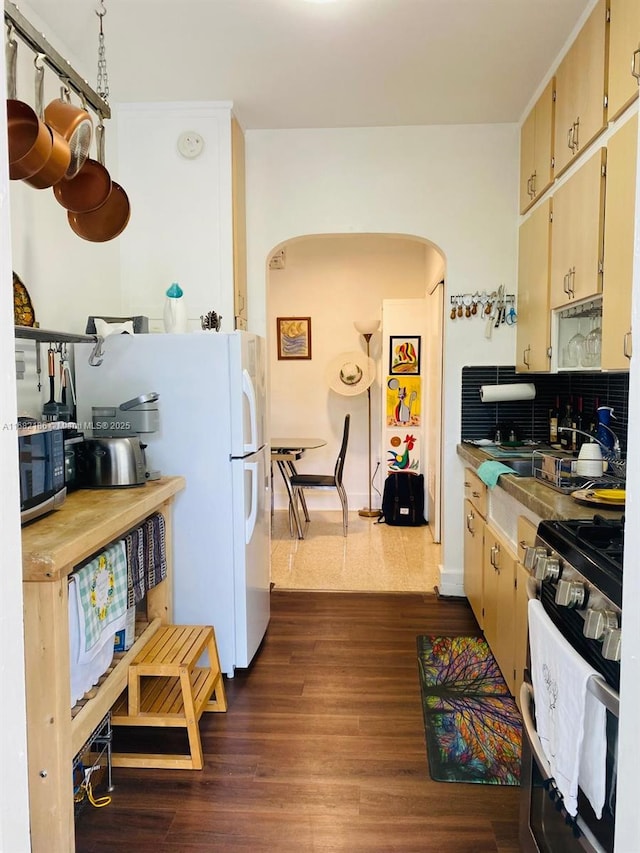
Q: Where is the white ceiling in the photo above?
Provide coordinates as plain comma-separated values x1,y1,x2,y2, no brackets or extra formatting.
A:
21,0,592,130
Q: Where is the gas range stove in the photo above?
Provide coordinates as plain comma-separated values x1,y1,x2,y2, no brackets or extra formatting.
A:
528,515,623,689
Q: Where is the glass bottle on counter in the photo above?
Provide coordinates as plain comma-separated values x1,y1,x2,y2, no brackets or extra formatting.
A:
549,395,560,446
588,396,600,436
573,396,584,450
559,399,573,451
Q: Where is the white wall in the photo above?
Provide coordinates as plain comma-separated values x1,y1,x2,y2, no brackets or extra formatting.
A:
246,124,520,593
1,28,32,853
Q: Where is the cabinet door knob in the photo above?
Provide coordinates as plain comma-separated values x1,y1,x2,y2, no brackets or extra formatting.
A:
572,119,580,151
624,331,632,359
567,125,574,150
632,48,640,82
523,346,531,368
530,171,536,196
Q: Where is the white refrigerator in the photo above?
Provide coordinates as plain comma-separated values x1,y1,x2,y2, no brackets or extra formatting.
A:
74,331,270,676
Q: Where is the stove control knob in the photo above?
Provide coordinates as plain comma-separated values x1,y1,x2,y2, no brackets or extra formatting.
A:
523,546,547,572
555,579,587,609
602,628,622,662
584,609,619,641
534,554,561,582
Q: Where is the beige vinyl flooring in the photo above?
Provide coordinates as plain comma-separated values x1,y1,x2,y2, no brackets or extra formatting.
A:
270,509,442,592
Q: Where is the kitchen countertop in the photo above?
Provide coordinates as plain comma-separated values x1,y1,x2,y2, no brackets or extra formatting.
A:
457,443,625,522
21,476,186,582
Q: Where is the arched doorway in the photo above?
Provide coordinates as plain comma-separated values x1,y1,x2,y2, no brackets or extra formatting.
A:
266,232,445,551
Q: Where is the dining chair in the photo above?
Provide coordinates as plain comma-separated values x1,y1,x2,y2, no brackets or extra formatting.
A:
289,414,350,536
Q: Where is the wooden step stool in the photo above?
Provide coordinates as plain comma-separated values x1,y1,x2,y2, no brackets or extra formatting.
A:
111,624,227,770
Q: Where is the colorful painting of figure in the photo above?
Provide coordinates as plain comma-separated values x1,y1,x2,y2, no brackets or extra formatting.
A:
389,336,421,375
387,432,421,472
387,376,421,426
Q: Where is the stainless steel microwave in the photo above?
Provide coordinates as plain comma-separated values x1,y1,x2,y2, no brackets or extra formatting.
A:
18,420,67,525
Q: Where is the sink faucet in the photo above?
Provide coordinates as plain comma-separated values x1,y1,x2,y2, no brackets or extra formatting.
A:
557,426,622,460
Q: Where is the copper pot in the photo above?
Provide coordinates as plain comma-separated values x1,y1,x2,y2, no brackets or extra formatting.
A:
24,59,71,190
44,86,93,179
53,121,111,212
6,35,53,180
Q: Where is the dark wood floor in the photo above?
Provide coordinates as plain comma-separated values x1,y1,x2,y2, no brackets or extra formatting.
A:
75,591,521,852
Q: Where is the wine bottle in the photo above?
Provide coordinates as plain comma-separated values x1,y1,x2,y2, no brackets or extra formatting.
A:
559,399,573,450
574,396,584,450
588,396,600,435
549,395,560,446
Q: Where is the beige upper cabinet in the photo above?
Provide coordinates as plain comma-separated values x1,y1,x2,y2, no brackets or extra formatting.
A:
608,0,640,121
554,0,608,177
231,117,248,331
517,199,552,372
519,79,555,214
550,148,606,309
601,114,638,369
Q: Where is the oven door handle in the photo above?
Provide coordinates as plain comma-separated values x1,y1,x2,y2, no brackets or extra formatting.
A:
520,681,609,853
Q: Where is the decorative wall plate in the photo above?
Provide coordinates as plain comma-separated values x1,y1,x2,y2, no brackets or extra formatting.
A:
13,271,36,327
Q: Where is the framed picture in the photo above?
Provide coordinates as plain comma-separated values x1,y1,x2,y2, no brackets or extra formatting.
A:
389,335,421,375
386,375,421,427
276,317,312,360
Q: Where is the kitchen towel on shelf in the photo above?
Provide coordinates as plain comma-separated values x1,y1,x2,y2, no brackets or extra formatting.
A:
125,526,146,604
73,541,128,664
143,512,167,591
528,599,607,818
68,576,120,706
476,460,519,489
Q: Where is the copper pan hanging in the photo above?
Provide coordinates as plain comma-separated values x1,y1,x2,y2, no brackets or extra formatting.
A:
44,84,93,179
6,29,53,180
24,55,71,189
54,118,111,212
67,120,130,242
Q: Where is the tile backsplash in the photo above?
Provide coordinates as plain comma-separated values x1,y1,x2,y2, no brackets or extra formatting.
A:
461,366,629,454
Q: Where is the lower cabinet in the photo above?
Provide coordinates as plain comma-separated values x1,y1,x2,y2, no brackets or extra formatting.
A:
463,497,485,628
483,523,517,694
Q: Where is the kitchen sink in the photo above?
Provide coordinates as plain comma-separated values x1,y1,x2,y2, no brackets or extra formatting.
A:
497,457,534,476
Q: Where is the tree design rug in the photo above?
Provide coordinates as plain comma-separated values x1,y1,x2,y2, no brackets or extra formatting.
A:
417,636,522,785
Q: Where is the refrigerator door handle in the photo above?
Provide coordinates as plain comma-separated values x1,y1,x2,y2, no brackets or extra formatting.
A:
246,461,258,544
242,368,258,454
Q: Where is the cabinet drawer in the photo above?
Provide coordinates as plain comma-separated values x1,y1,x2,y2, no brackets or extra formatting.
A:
517,515,538,564
463,468,487,517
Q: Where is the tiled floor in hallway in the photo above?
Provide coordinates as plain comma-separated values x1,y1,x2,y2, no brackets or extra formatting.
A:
270,509,441,593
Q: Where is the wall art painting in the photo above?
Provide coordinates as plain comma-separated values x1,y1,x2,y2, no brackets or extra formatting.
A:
386,431,421,473
386,376,421,427
389,335,421,375
277,317,312,360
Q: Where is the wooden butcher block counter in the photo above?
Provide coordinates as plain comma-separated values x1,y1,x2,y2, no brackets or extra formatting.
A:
21,476,185,853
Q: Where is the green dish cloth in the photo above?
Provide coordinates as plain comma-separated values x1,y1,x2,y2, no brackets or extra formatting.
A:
476,460,519,489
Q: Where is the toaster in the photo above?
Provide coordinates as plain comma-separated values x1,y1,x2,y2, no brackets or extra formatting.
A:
83,436,147,487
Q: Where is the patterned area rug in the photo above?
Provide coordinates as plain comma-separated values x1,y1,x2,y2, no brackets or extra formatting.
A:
417,635,522,785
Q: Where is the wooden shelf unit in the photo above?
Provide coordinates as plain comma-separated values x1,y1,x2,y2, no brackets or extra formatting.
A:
21,476,185,853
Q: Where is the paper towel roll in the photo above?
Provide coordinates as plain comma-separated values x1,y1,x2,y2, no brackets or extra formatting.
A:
480,383,536,403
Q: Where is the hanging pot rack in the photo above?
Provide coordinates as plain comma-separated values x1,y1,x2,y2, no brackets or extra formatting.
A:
4,0,111,119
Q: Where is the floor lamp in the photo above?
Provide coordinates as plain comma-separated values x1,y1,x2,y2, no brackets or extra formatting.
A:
354,319,381,518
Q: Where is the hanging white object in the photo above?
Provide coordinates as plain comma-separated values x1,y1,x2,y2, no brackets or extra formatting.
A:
163,282,188,333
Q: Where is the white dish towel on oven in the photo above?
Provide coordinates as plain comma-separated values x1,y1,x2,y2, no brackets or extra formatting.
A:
528,599,607,818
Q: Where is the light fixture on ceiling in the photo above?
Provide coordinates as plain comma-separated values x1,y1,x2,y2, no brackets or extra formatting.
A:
354,318,381,518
